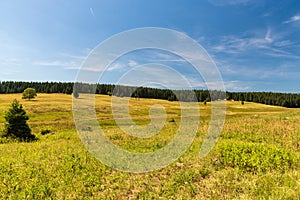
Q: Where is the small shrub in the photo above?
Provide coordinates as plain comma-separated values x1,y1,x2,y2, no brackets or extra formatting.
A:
109,134,123,140
168,118,175,123
198,167,211,178
41,129,51,135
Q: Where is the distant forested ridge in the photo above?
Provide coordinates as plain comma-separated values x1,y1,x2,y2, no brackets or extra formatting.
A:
0,81,74,94
226,92,300,108
0,81,300,108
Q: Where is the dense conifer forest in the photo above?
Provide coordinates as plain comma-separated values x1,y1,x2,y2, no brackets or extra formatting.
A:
0,81,299,108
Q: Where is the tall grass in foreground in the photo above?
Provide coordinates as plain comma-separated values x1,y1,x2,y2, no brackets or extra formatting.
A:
0,94,299,199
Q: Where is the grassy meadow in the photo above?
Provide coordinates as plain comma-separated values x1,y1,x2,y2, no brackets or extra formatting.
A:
0,93,300,199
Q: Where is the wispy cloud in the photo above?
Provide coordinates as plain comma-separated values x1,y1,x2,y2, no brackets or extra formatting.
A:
224,80,251,91
115,64,203,89
33,60,80,69
60,52,86,60
143,51,186,63
283,15,300,24
105,62,124,71
128,60,138,67
210,28,300,59
0,57,21,66
33,51,88,70
106,60,139,71
264,28,273,43
273,40,292,47
212,31,272,53
89,8,94,17
217,57,300,81
208,0,253,6
0,68,21,76
0,57,22,76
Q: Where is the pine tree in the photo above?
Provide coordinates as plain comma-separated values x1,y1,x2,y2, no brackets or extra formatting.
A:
4,99,35,141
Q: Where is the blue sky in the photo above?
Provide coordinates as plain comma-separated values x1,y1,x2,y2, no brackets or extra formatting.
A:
0,0,300,92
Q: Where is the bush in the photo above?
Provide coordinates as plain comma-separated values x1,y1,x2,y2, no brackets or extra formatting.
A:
3,99,36,141
41,129,51,135
168,118,175,122
216,141,298,173
22,88,37,100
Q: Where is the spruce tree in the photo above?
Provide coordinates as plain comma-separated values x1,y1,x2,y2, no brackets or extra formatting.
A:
4,99,35,141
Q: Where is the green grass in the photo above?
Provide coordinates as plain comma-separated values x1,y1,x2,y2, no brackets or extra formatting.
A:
0,93,300,199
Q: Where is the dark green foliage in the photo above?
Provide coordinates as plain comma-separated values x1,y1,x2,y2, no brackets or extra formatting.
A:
168,95,176,101
41,129,51,135
0,81,74,94
4,99,36,141
0,81,219,102
22,88,37,100
1,81,300,107
227,91,300,108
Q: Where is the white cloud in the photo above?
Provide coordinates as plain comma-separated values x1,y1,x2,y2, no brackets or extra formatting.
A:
210,29,300,59
264,28,273,43
212,35,268,54
217,57,300,81
60,52,86,60
224,81,251,91
128,50,167,61
116,64,202,89
106,62,124,71
0,57,20,66
263,51,300,59
33,60,80,69
0,68,21,76
283,15,300,24
0,57,22,76
142,51,186,63
33,51,88,70
105,60,138,71
128,60,138,67
263,12,272,17
274,40,292,47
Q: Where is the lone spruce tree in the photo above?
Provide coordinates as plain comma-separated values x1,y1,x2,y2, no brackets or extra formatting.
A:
4,99,35,141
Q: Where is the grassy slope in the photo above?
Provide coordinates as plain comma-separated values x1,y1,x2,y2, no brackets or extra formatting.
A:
0,93,299,199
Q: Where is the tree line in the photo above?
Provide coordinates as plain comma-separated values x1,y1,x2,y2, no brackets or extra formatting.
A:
0,81,224,102
226,92,300,108
0,81,73,94
1,81,300,108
